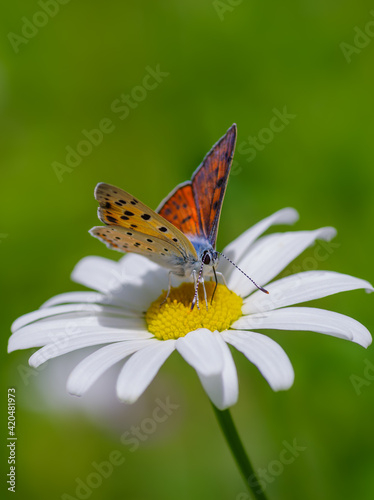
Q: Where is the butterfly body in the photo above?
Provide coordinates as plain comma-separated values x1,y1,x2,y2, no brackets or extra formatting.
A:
90,124,240,307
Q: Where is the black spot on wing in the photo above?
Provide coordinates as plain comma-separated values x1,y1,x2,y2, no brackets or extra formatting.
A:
217,176,225,187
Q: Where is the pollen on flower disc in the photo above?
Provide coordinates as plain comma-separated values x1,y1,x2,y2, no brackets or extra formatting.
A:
146,282,243,340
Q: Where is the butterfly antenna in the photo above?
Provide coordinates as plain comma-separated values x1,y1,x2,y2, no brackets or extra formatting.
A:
191,261,205,311
217,252,269,294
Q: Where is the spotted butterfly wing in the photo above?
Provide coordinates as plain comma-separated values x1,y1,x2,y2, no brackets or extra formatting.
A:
90,183,198,274
157,123,237,248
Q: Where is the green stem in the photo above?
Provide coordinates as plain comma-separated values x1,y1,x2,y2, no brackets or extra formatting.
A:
211,404,269,500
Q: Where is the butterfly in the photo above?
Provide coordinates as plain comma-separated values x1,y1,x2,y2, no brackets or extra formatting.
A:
90,124,268,309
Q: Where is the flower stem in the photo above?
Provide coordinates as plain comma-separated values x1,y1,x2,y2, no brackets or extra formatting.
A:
211,404,269,500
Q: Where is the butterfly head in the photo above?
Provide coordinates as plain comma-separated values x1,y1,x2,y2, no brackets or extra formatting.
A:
201,248,219,269
191,238,219,275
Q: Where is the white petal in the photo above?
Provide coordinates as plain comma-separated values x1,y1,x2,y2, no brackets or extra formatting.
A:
40,290,146,317
196,335,238,410
219,208,299,276
243,271,374,314
176,330,238,409
116,340,176,403
119,254,173,297
228,227,337,297
72,255,169,311
233,307,372,347
41,292,107,308
119,253,162,277
11,304,141,333
27,328,153,368
8,316,146,351
175,329,224,376
222,330,294,391
71,256,125,293
67,339,158,396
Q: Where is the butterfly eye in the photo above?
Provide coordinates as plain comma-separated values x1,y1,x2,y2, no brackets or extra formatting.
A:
202,252,211,265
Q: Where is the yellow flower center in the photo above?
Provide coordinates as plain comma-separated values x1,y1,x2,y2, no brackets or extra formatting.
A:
146,282,243,340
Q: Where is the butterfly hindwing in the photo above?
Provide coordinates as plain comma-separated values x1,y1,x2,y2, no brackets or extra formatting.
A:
156,124,237,248
90,225,188,269
94,183,197,259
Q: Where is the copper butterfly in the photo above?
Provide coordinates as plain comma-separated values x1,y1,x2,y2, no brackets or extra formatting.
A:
90,124,268,309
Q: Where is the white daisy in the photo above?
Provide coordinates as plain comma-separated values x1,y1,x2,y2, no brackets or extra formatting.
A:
8,208,373,410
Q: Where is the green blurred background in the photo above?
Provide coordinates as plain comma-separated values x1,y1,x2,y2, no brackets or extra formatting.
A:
2,1,374,499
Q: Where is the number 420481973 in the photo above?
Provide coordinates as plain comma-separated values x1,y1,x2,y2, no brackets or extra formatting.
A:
8,388,16,436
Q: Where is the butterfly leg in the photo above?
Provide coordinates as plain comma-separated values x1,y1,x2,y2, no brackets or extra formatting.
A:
201,277,209,310
215,271,228,288
191,270,200,311
211,268,230,305
160,271,173,307
211,266,219,304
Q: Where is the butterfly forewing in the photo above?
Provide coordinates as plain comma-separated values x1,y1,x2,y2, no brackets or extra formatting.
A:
94,183,197,259
157,183,200,237
156,124,237,248
192,124,237,246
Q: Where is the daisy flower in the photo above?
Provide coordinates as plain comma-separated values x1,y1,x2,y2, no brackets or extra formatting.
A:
8,207,373,411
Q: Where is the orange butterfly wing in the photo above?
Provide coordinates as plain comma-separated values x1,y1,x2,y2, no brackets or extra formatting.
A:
157,124,237,247
156,183,200,238
192,123,237,244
